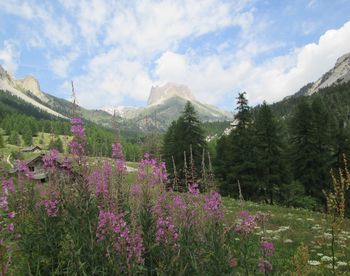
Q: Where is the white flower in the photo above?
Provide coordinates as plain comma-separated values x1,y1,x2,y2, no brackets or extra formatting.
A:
308,260,321,266
316,253,323,257
336,261,347,266
321,256,332,262
306,218,314,221
284,239,293,243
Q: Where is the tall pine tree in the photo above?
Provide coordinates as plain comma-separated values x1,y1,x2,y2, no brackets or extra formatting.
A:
163,101,207,189
216,92,257,198
254,102,287,204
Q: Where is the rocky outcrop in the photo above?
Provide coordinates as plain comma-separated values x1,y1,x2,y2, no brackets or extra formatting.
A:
0,65,66,119
15,76,50,103
307,52,350,95
147,82,195,106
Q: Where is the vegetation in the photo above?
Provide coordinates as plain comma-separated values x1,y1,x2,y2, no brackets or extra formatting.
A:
1,116,349,275
215,88,350,211
163,101,207,189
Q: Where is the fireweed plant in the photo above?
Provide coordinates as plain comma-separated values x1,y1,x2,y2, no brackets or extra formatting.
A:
0,117,275,275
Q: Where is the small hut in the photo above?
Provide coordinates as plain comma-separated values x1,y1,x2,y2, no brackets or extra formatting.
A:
22,145,42,153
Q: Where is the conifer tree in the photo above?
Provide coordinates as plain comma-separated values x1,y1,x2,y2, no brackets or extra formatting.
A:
216,92,257,198
8,130,21,146
23,126,33,146
254,102,287,204
0,131,4,148
290,98,332,202
163,101,207,189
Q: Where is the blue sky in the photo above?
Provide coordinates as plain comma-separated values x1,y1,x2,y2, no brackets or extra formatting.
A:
1,0,350,110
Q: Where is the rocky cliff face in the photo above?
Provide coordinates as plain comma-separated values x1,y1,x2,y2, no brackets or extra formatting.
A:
306,52,350,95
15,76,50,103
147,83,195,106
0,65,66,118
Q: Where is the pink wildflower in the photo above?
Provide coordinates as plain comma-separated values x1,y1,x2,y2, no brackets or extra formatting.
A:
41,199,59,217
229,257,238,268
70,118,83,125
234,211,257,234
261,241,275,256
43,149,59,168
7,223,14,233
8,211,15,219
0,195,8,211
17,160,33,178
188,183,199,195
71,124,85,137
257,259,272,273
112,143,125,160
2,178,15,194
203,191,223,219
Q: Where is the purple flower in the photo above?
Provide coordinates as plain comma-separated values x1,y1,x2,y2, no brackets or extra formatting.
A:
70,118,83,125
203,191,223,220
7,223,14,233
131,184,140,196
43,149,59,168
2,178,15,194
60,157,72,171
188,183,199,195
17,160,33,178
71,124,85,137
0,195,8,211
261,241,275,257
234,211,257,234
155,216,178,245
257,259,272,273
69,140,85,157
41,199,59,217
173,195,186,210
137,154,168,188
112,143,125,160
116,159,126,173
69,117,86,158
8,211,15,219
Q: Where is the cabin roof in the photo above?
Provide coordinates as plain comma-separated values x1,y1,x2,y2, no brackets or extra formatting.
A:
22,145,42,152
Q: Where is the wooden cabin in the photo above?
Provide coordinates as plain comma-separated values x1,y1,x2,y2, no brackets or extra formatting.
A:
22,145,42,153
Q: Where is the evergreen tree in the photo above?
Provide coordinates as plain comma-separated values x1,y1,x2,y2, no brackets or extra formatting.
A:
163,102,207,189
216,92,257,198
49,137,64,153
0,131,4,148
23,126,33,146
254,102,287,204
8,130,21,146
290,98,332,203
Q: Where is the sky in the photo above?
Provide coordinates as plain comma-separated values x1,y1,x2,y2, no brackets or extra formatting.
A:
1,0,350,111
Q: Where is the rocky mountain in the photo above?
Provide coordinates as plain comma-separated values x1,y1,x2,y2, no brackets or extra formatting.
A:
0,65,66,118
305,52,350,95
0,66,230,132
147,83,195,106
103,83,231,131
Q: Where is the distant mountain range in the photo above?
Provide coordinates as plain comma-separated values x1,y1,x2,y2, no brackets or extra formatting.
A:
1,51,350,133
0,68,231,131
103,83,231,130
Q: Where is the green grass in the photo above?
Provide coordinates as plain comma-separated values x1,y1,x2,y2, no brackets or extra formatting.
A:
222,197,350,274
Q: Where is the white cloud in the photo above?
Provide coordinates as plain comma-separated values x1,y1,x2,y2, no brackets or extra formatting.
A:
70,49,153,108
243,20,350,104
103,0,252,58
0,0,33,19
154,20,350,107
48,49,80,78
0,41,19,74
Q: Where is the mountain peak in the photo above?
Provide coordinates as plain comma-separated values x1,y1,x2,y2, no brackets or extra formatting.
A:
147,82,195,106
15,75,49,103
306,51,350,95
